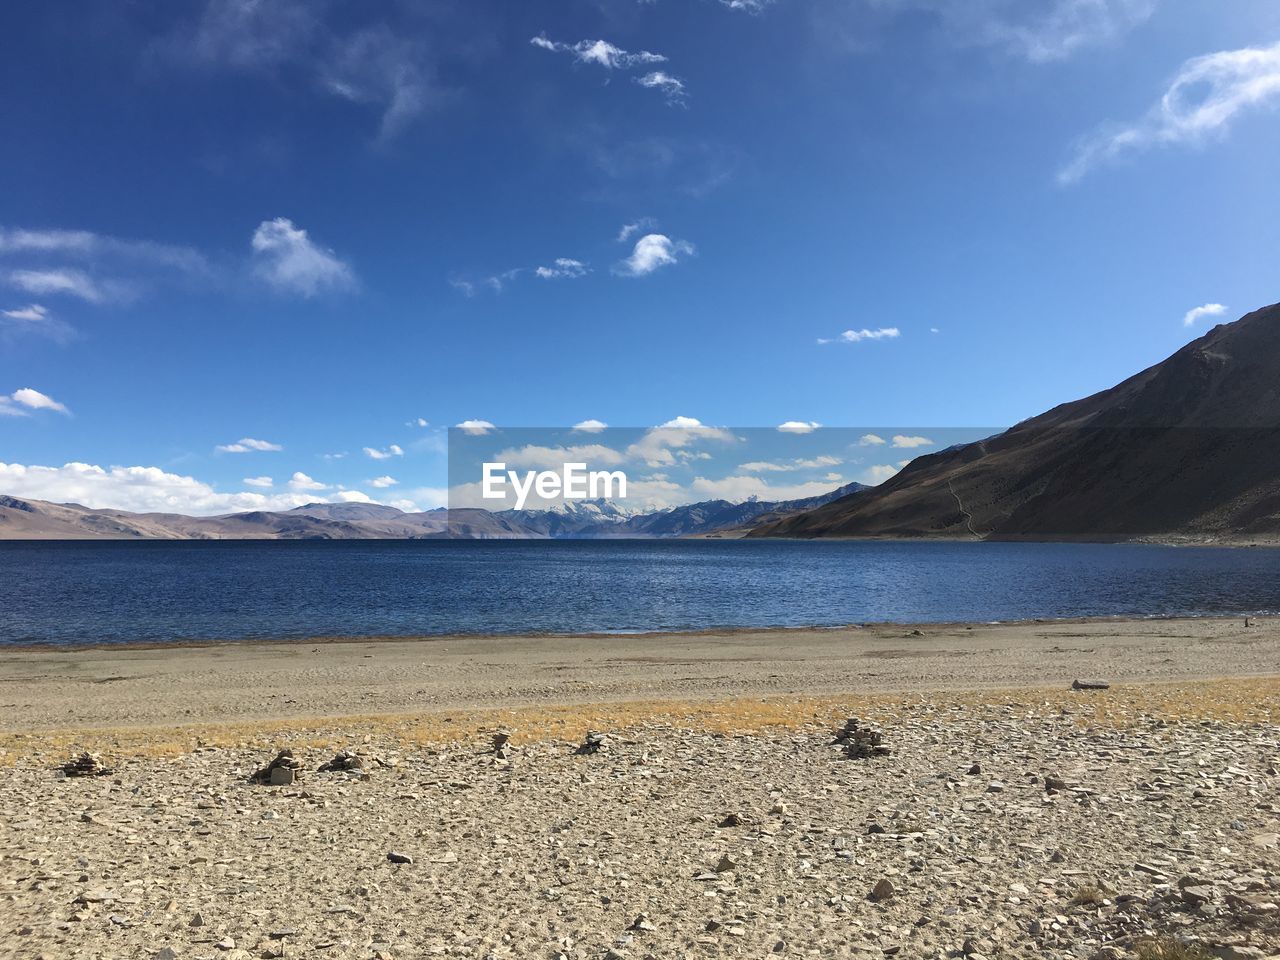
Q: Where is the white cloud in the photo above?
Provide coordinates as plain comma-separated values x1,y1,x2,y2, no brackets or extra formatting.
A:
930,327,940,334
531,35,666,70
0,388,70,416
690,475,845,503
720,0,773,11
3,303,48,322
494,443,628,470
817,327,901,344
455,419,495,436
370,475,398,488
363,444,404,460
860,464,902,484
216,437,282,453
1183,302,1228,327
534,258,589,279
251,218,356,297
573,419,608,433
635,71,687,105
777,420,820,434
1060,41,1280,184
289,471,327,491
408,417,430,427
891,434,934,449
617,219,655,243
739,455,842,473
626,417,736,467
7,268,110,303
0,460,343,515
615,234,695,277
242,476,273,488
858,433,887,445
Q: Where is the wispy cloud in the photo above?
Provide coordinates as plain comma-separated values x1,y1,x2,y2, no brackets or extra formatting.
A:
171,0,441,141
617,218,656,243
0,387,70,417
573,419,608,433
614,234,695,277
739,455,842,473
817,327,901,344
243,476,273,488
530,35,666,70
534,258,589,279
7,268,115,304
2,303,50,322
857,0,1154,64
635,71,688,105
370,475,398,488
1183,302,1228,327
251,218,356,297
0,227,211,274
859,433,887,445
216,437,282,453
363,444,404,460
1060,41,1280,183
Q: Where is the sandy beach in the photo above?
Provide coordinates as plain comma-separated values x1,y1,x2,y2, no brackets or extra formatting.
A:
3,618,1279,959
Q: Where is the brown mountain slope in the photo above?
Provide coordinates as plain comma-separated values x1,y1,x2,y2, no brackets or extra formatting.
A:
751,302,1280,543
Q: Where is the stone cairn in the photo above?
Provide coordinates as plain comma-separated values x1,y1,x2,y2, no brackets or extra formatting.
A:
833,718,891,759
576,731,608,756
317,750,365,773
251,748,303,786
61,752,114,777
491,730,513,760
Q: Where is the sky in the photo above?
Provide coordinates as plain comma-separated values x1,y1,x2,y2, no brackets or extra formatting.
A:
1,0,1278,515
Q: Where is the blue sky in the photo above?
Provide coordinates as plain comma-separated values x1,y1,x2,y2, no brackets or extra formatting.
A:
1,0,1278,514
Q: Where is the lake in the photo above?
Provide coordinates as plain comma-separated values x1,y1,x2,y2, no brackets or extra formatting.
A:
2,539,1278,646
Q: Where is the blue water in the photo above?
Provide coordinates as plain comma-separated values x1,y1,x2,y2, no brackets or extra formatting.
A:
1,539,1279,646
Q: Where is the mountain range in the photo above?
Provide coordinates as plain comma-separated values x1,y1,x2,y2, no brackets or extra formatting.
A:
752,302,1280,544
0,482,867,541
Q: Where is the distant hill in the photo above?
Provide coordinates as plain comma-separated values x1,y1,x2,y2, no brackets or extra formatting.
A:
0,481,864,541
751,302,1280,544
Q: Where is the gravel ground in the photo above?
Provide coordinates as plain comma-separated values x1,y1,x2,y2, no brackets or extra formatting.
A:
3,681,1279,960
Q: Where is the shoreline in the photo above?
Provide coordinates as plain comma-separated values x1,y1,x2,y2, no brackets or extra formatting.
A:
0,611,1268,654
3,615,1276,739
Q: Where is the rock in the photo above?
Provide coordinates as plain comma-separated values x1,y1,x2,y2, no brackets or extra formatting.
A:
251,749,302,786
833,718,891,759
60,752,113,778
1180,885,1214,906
869,878,895,902
1071,679,1110,691
986,781,1005,793
155,949,179,960
1044,776,1068,791
214,938,235,951
576,732,607,755
317,750,365,773
387,851,413,864
719,813,745,828
629,913,656,932
74,888,115,904
768,801,788,816
867,822,886,835
1049,851,1066,864
189,913,205,927
967,763,981,775
714,855,737,873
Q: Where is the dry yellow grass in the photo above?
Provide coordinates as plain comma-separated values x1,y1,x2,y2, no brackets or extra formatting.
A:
2,675,1277,766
